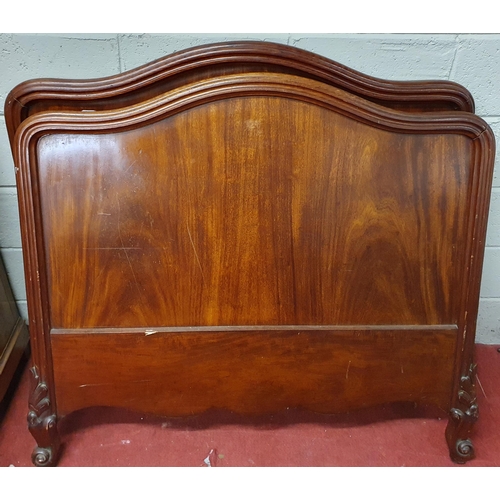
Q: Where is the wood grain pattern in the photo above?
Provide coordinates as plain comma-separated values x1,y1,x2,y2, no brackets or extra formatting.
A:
51,329,457,417
7,43,496,465
35,95,471,329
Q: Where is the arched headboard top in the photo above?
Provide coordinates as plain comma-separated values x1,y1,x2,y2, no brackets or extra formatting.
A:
13,72,490,158
5,41,475,146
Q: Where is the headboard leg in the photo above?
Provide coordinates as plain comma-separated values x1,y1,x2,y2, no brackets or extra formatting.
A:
446,363,479,463
27,366,61,466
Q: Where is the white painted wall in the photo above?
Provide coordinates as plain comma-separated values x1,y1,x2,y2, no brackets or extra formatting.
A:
0,33,498,343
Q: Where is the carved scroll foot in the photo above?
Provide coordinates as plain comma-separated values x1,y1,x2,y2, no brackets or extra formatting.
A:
445,363,478,464
27,366,61,467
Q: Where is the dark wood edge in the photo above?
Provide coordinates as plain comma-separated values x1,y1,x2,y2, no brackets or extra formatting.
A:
0,316,30,402
50,325,459,335
440,109,496,463
12,73,491,143
450,121,496,408
4,40,475,146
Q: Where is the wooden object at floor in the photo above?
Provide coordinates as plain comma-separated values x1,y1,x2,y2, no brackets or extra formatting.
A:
0,254,29,403
4,41,495,466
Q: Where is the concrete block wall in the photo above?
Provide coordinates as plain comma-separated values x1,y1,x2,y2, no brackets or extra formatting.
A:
0,33,499,343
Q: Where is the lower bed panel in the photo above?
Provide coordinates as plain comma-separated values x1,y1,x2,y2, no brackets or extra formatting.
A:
50,328,457,417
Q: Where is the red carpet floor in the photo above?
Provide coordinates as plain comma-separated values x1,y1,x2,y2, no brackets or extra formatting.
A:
1,344,499,467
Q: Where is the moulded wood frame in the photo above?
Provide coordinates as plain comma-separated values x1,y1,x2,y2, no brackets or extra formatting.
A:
5,41,475,146
5,42,496,466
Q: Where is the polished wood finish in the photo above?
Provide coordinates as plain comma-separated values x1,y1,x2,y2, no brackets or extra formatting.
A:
36,96,471,329
5,42,495,466
4,41,475,147
51,329,457,416
0,255,29,403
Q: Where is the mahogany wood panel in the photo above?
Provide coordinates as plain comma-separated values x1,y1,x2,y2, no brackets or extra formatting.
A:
51,329,457,417
36,97,470,329
7,43,496,465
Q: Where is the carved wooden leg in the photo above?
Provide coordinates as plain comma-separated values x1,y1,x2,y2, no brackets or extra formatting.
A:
445,363,479,464
27,366,61,466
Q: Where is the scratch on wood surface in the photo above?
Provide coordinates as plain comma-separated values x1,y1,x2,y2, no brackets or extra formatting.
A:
186,223,206,284
79,380,153,388
345,360,351,379
124,160,138,173
13,97,26,108
121,236,140,286
85,247,140,250
116,193,146,301
79,382,112,388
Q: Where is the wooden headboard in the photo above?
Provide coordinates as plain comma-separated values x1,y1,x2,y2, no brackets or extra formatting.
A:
5,41,495,466
5,41,475,146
